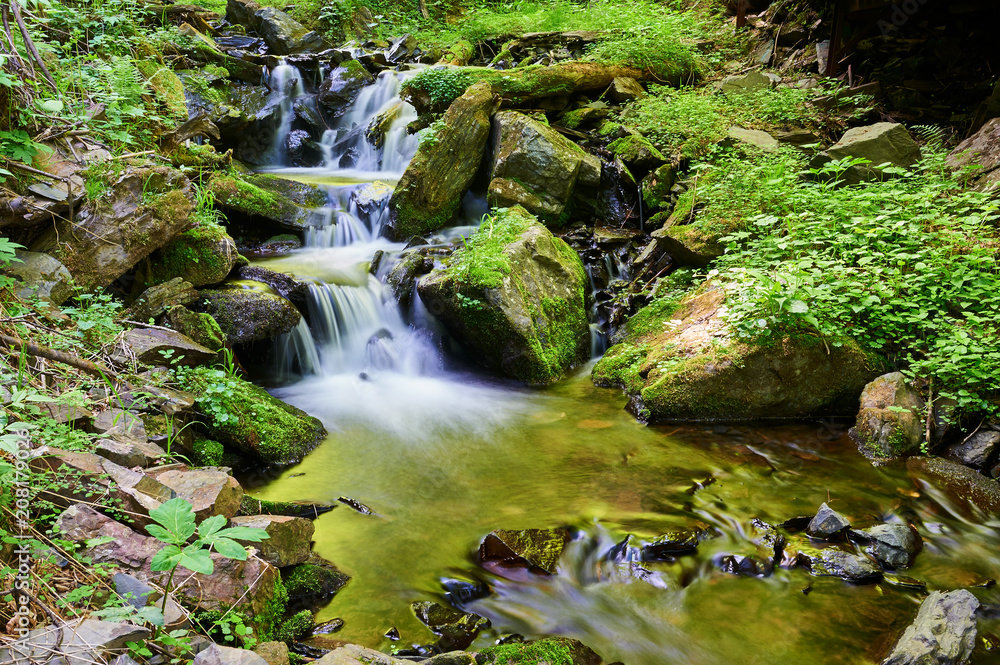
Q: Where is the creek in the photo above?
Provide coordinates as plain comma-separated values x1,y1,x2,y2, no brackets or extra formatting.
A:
241,62,1000,664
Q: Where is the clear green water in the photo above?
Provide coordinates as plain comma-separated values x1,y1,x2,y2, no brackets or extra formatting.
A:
248,365,1000,664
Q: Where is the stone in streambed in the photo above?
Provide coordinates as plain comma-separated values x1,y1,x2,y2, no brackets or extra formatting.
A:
806,502,851,539
850,372,925,462
411,601,491,650
282,555,351,608
317,60,374,122
230,514,314,567
417,207,590,385
947,430,1000,470
643,528,703,558
201,288,301,344
881,590,979,665
796,546,881,583
479,528,570,574
850,523,921,570
238,495,336,519
478,637,603,665
906,456,1000,513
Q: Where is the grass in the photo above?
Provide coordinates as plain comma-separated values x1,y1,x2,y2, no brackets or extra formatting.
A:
449,207,536,288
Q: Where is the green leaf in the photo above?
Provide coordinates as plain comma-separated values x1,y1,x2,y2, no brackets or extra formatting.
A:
177,546,214,575
38,100,64,113
197,515,226,539
215,526,270,542
212,538,248,560
147,497,197,544
150,544,184,572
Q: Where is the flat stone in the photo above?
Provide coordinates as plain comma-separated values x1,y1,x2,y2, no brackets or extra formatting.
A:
0,619,151,665
5,249,74,304
114,573,155,609
720,70,773,95
643,529,703,558
96,436,167,468
230,514,314,567
155,469,244,520
727,126,779,152
123,327,218,367
807,502,851,539
881,590,979,665
92,409,147,439
39,400,93,427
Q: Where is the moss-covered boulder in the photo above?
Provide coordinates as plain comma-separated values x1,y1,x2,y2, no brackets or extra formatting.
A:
386,81,499,240
282,556,350,608
201,288,301,344
31,166,195,291
438,39,475,66
607,134,666,178
417,206,590,384
487,111,601,226
178,367,325,466
479,638,603,665
208,172,328,232
229,515,314,567
316,60,374,123
143,222,238,288
167,305,227,352
849,372,925,462
593,285,885,422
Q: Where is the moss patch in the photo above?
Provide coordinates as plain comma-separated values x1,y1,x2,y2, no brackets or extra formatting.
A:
144,222,236,288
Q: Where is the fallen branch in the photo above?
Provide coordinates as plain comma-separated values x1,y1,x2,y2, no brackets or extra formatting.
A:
10,0,58,94
0,333,117,378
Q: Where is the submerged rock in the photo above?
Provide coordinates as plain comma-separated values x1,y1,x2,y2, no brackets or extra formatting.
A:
387,81,499,240
417,207,590,384
643,529,703,558
906,456,1000,513
850,372,925,462
593,285,882,422
282,556,350,609
411,601,490,650
796,546,882,583
480,528,571,575
881,590,979,665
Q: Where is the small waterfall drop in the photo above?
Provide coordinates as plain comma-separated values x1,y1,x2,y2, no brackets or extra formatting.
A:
265,58,307,166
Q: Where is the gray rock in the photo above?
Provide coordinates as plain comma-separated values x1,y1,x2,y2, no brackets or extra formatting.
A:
881,590,979,665
194,643,270,665
813,122,921,184
254,7,329,55
96,436,167,468
947,117,1000,192
317,60,374,122
151,468,244,520
0,619,150,665
607,76,645,102
726,126,779,152
386,33,417,63
720,70,774,95
4,249,73,304
124,278,199,323
254,642,290,665
122,327,219,367
113,573,155,609
91,409,147,440
853,523,921,570
807,502,851,539
229,514,314,567
850,372,925,462
797,547,882,582
947,430,1000,469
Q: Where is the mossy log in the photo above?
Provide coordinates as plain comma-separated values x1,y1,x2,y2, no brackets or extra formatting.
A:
403,62,653,116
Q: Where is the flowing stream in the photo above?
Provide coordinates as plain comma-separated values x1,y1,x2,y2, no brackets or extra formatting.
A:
244,63,1000,664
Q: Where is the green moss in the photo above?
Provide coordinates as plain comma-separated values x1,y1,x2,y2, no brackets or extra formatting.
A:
167,306,226,352
191,436,225,466
480,638,574,665
449,207,536,289
275,609,314,644
135,59,188,122
282,563,349,603
607,134,665,163
145,222,234,288
210,176,286,217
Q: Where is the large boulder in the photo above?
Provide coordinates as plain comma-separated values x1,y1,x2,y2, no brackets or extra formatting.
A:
176,368,325,466
254,7,329,55
3,249,73,304
31,166,195,291
417,207,590,384
201,288,301,344
56,503,282,615
317,60,374,123
593,285,884,422
849,372,925,462
208,172,329,232
386,81,499,240
811,122,921,184
141,223,239,288
148,467,244,520
229,515,314,567
881,590,979,665
947,117,1000,191
487,111,601,225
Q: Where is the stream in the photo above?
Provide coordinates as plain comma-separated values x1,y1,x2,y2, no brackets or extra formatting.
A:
240,62,1000,664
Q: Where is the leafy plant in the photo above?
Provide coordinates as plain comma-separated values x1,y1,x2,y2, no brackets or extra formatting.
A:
146,497,269,614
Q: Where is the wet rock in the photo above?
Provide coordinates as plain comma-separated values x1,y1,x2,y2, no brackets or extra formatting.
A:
479,637,603,665
441,577,491,603
811,123,921,184
238,495,336,519
208,172,329,232
230,514,314,567
142,223,239,288
317,60,374,122
387,82,499,240
283,557,351,608
607,134,666,178
906,456,1000,513
387,33,417,63
194,643,270,665
643,529,703,558
947,117,1000,192
167,306,227,352
338,496,373,514
881,590,979,665
607,76,645,102
125,278,199,323
0,619,151,665
719,553,773,577
314,618,345,634
231,265,310,305
479,528,570,574
151,468,244,520
123,327,218,367
488,111,602,224
947,430,1000,470
31,166,195,291
417,207,591,384
312,643,411,665
882,574,927,591
201,288,301,344
796,546,882,583
850,372,925,462
253,7,328,55
807,502,851,539
593,285,883,422
3,249,73,304
387,251,434,306
411,601,491,650
254,642,290,665
851,523,921,570
96,436,167,469
56,503,281,615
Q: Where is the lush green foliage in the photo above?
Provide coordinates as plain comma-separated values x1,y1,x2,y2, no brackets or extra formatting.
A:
713,153,1000,416
450,208,534,288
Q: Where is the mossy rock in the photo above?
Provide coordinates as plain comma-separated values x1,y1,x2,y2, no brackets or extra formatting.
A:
191,435,226,467
282,558,350,608
593,284,886,422
417,206,590,385
134,43,188,122
849,372,925,462
208,172,327,231
607,134,666,176
438,39,475,66
177,368,325,466
143,223,238,288
167,305,226,352
276,609,314,644
201,288,301,344
479,637,603,665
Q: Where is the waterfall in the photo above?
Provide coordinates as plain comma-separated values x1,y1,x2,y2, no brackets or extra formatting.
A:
265,58,307,166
